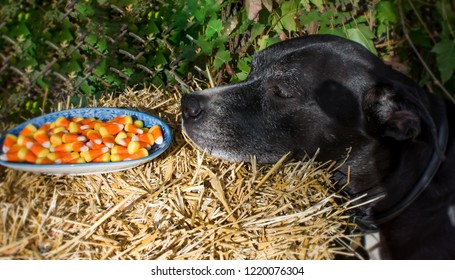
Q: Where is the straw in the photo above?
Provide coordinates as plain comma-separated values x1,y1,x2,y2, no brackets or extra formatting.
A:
0,86,364,259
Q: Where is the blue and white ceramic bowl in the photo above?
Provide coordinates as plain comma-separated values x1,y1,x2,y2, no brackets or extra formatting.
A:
0,108,172,175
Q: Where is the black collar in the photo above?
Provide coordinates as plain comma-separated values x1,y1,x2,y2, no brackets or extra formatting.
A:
356,113,449,232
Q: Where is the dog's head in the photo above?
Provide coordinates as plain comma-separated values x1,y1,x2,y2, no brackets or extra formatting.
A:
181,35,437,164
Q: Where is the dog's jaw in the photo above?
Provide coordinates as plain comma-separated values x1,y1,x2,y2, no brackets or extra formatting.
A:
182,118,287,163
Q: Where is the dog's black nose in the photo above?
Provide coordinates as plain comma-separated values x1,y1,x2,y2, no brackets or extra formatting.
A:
181,95,203,120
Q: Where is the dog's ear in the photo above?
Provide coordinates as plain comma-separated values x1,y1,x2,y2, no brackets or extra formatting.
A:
362,82,435,142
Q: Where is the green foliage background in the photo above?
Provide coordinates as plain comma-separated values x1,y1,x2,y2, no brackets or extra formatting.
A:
0,0,454,123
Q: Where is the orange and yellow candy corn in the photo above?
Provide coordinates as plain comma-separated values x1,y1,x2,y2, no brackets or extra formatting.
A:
2,134,18,153
1,114,165,165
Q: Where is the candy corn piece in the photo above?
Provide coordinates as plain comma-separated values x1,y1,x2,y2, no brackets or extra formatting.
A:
54,152,80,164
62,133,87,143
80,120,102,130
150,125,163,145
2,134,18,153
68,122,83,134
133,120,144,128
19,123,37,136
36,157,54,164
139,141,151,149
0,147,25,162
52,116,71,128
0,147,37,163
72,142,89,152
50,133,64,146
127,141,141,154
17,135,38,148
5,144,22,154
71,117,84,123
80,147,109,162
33,129,51,148
108,115,133,125
21,148,38,163
39,123,51,131
111,145,129,155
111,148,148,162
102,135,115,148
86,140,107,150
46,152,66,161
137,133,154,145
50,126,68,135
67,157,86,164
126,147,148,160
78,117,96,125
85,130,102,144
50,142,88,153
28,144,49,158
92,153,111,162
0,152,17,162
114,131,127,145
124,123,143,134
116,135,139,147
99,123,124,137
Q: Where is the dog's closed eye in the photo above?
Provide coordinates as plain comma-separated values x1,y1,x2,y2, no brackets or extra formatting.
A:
268,85,294,99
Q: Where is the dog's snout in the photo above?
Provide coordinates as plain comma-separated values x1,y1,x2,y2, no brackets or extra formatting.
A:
182,95,203,120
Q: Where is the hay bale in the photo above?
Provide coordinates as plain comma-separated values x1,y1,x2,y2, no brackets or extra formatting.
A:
0,86,363,260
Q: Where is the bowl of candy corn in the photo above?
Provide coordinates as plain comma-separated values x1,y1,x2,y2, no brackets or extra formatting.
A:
0,108,172,175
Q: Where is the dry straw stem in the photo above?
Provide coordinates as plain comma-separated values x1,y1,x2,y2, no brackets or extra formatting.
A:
0,86,364,260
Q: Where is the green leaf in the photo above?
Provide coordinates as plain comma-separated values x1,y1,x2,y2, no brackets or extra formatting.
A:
64,59,82,74
196,36,215,55
299,9,321,25
206,18,223,40
79,81,93,95
85,33,98,46
96,37,108,54
36,77,48,90
25,100,40,114
191,0,220,24
278,1,298,32
436,1,455,40
17,57,38,68
237,56,252,73
319,26,346,38
122,67,134,77
143,20,160,36
104,74,121,87
10,22,30,38
257,35,281,51
235,71,249,81
93,59,107,77
250,23,265,40
235,56,252,81
376,1,398,23
214,49,231,71
376,23,388,37
75,3,95,17
431,40,455,84
347,27,377,55
152,52,168,67
55,29,74,43
309,0,324,9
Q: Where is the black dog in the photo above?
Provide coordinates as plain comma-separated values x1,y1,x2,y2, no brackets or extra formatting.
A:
181,35,455,259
